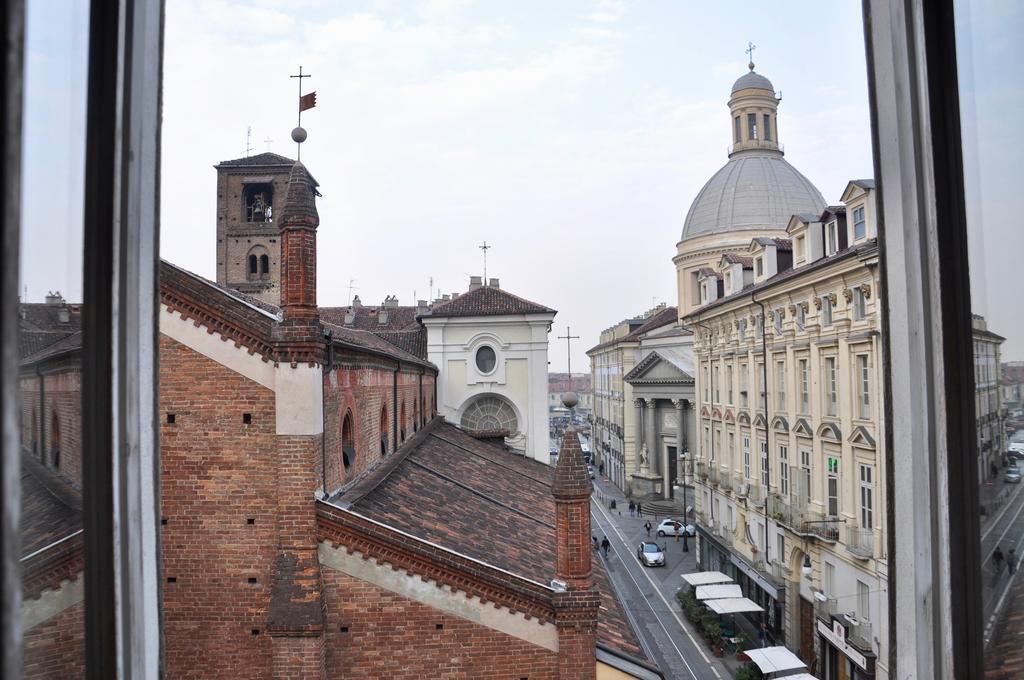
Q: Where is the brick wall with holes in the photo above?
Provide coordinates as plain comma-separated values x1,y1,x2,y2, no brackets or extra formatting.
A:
159,334,277,679
22,599,85,679
322,569,558,679
18,362,83,487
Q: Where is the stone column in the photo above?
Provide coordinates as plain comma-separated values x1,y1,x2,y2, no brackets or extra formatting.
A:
634,399,644,472
645,398,658,475
669,399,685,499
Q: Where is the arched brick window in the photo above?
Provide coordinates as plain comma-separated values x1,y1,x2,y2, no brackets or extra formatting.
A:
400,401,406,443
247,246,270,282
380,406,389,455
50,411,61,468
342,410,355,473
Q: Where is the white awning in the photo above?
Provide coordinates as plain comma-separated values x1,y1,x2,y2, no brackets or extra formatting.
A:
681,571,733,586
743,646,808,674
781,674,820,680
704,597,764,614
695,583,743,600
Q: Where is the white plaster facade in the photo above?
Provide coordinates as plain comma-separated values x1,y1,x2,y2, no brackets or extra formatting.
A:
422,310,555,464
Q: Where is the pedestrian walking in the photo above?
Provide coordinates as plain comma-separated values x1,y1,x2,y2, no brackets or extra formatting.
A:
1010,548,1017,575
628,500,635,517
644,520,652,537
675,522,681,542
592,535,599,552
994,546,1005,574
637,502,643,517
599,462,604,476
601,536,611,558
682,532,689,553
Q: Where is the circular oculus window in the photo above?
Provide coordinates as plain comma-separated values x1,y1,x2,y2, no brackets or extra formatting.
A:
475,345,496,373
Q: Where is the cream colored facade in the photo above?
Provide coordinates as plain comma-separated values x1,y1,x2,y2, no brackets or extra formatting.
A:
685,181,888,680
588,306,673,490
973,315,1006,479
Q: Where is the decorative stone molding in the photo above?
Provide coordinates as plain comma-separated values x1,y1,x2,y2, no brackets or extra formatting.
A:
812,297,822,310
827,292,838,306
860,283,872,299
842,288,853,303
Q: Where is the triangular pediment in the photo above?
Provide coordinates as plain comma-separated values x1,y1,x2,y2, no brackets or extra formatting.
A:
793,418,814,437
725,410,735,423
737,411,751,425
849,425,876,448
624,350,694,384
752,413,767,428
771,416,789,433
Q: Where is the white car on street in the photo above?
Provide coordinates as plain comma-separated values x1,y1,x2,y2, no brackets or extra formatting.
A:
656,519,695,537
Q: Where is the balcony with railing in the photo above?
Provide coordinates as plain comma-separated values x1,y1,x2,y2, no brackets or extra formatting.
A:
847,619,873,652
845,526,874,559
717,522,734,546
769,560,790,583
719,469,733,492
814,596,837,624
735,481,749,498
696,461,708,481
708,465,719,486
747,482,765,506
804,514,841,542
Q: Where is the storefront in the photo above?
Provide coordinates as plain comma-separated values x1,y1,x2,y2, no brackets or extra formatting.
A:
696,529,786,644
817,615,876,680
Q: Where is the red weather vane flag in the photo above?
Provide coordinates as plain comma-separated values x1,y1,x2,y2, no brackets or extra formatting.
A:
290,65,316,159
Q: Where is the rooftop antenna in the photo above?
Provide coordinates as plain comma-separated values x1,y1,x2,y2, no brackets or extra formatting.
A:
243,125,255,157
290,66,316,160
347,279,358,306
479,241,491,282
429,276,434,301
745,41,756,71
557,326,580,388
263,135,273,152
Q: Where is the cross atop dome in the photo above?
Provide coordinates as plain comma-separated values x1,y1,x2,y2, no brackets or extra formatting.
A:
746,41,756,71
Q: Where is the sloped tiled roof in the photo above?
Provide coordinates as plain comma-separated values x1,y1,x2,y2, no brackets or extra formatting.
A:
371,329,428,359
426,286,555,319
586,306,678,354
319,305,421,332
19,302,82,358
20,331,83,365
215,152,295,168
323,322,434,369
721,253,754,267
21,455,81,558
333,420,646,661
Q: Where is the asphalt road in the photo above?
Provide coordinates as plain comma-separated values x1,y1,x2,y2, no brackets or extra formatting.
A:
591,498,728,680
982,470,1024,645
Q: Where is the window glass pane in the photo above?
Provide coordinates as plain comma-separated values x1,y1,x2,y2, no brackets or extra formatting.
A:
955,0,1024,668
18,0,89,675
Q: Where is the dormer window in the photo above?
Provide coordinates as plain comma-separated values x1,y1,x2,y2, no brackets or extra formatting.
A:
700,282,708,303
825,221,839,256
853,206,866,240
724,271,732,292
755,257,763,276
243,183,274,223
795,235,805,260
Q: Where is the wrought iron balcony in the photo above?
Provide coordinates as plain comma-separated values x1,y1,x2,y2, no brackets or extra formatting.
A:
847,619,873,652
805,516,841,542
814,596,838,624
845,526,874,559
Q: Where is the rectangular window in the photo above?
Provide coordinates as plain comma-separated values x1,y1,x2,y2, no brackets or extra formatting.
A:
748,112,757,140
763,113,772,141
827,455,840,517
825,357,838,415
760,439,769,487
800,448,812,500
853,205,866,240
739,319,747,342
743,436,751,480
776,360,786,411
826,220,839,255
727,365,734,404
734,116,742,143
779,445,789,496
756,256,763,276
713,364,720,403
728,505,735,532
857,354,870,419
728,432,735,468
796,303,806,329
857,580,870,620
799,359,809,413
756,362,765,408
740,363,749,407
703,364,709,402
824,561,836,597
860,464,874,529
774,309,782,334
852,286,866,320
822,296,833,326
795,235,805,259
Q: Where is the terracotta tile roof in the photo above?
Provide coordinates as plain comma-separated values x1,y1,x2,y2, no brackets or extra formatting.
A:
333,420,645,660
370,329,428,359
323,322,435,370
751,237,792,250
721,254,754,267
426,286,555,318
215,152,295,168
20,331,83,365
18,302,82,358
20,455,81,558
586,306,678,354
319,305,422,332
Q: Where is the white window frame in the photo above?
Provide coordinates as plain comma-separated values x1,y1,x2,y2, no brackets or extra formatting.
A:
779,445,789,496
799,358,810,413
860,464,874,529
826,220,839,255
743,435,751,480
760,439,769,487
857,353,871,419
853,205,867,240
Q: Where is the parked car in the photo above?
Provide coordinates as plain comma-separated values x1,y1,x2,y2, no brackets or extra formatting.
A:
1008,449,1024,462
656,519,695,537
1005,467,1022,484
636,542,666,567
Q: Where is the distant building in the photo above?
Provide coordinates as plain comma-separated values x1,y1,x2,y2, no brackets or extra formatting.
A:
973,315,1005,475
548,373,593,414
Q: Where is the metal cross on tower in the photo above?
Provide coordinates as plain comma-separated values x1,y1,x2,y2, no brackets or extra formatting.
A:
745,41,756,70
290,66,314,159
557,327,580,387
479,241,491,281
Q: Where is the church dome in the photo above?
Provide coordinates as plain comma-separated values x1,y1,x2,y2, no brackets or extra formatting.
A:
732,70,774,93
680,153,825,242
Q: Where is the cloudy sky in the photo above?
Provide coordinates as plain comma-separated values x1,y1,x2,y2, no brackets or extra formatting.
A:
20,0,1022,368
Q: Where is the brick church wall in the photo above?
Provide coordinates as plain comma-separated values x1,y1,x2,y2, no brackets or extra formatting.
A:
22,600,85,679
19,362,83,487
159,335,278,679
322,569,558,679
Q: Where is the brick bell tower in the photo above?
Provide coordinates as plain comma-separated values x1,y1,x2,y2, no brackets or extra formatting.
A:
551,393,600,679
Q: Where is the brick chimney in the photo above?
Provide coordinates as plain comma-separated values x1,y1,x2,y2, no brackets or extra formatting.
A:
552,422,599,679
273,161,323,363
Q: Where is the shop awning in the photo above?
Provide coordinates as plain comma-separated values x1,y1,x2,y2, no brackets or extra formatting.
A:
743,646,808,674
704,597,764,614
695,583,743,600
780,674,820,680
681,571,732,586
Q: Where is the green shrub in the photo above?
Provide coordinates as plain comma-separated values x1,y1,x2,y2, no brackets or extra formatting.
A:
734,663,763,680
